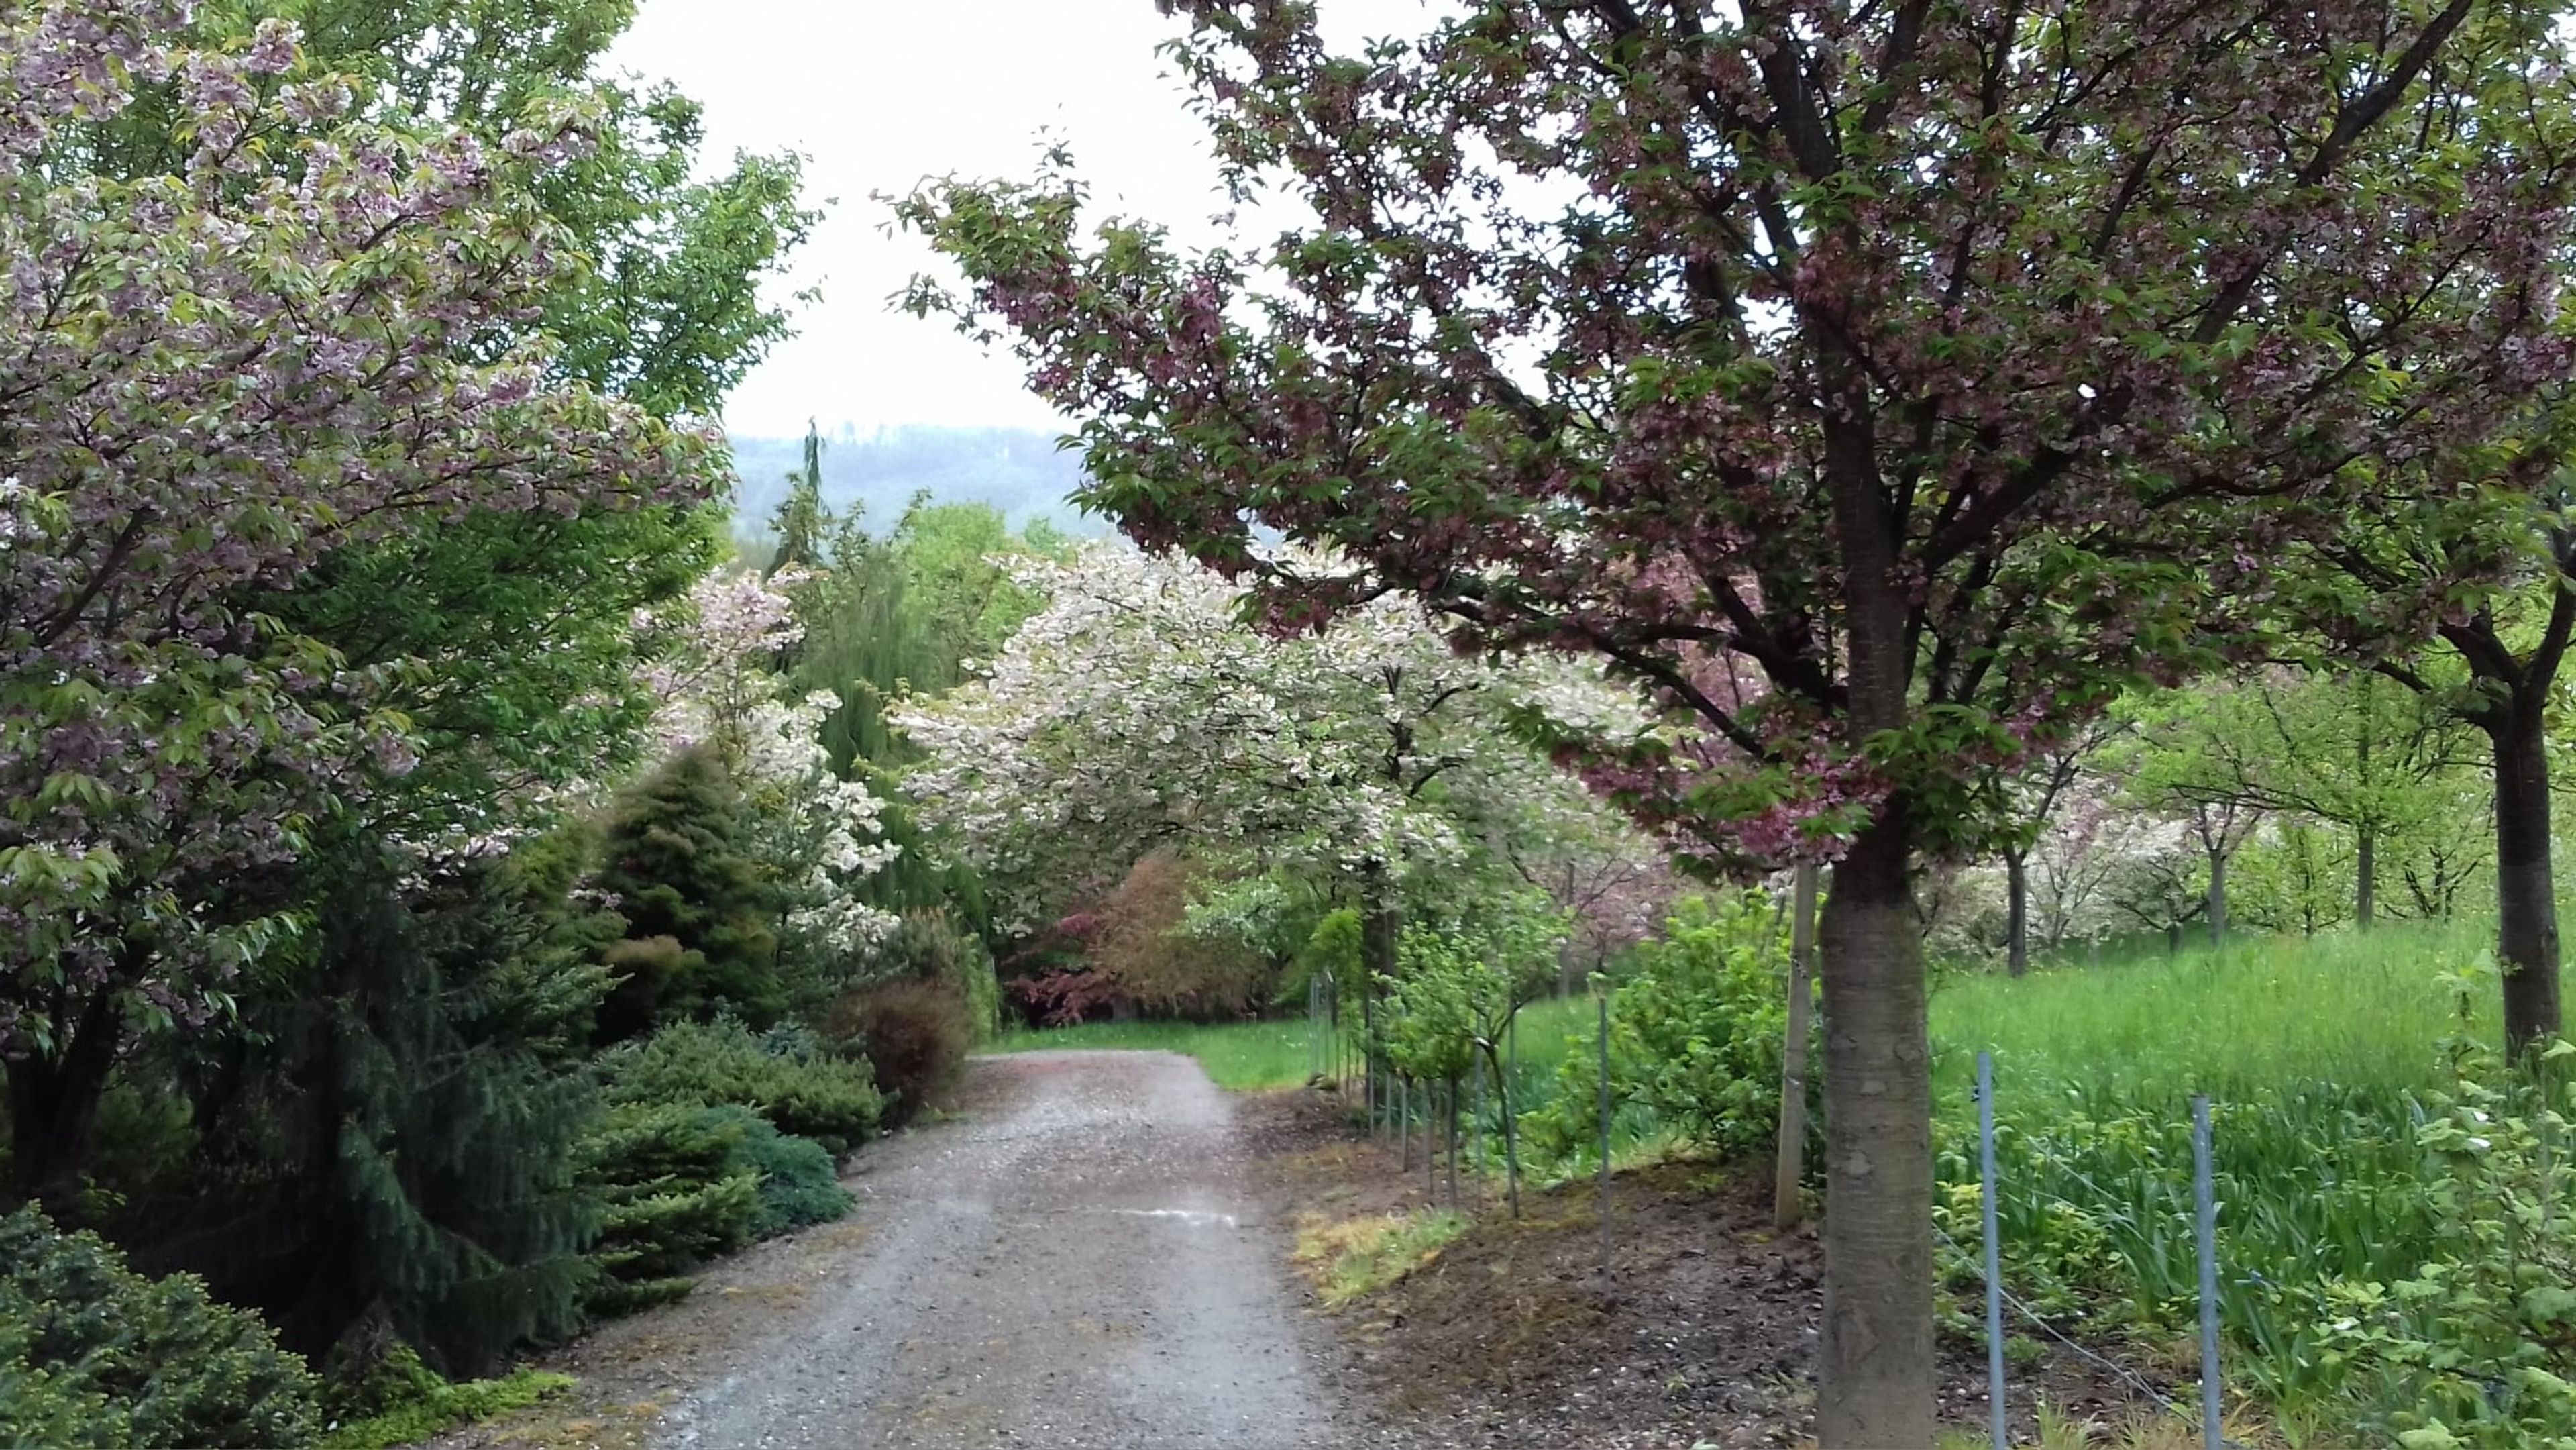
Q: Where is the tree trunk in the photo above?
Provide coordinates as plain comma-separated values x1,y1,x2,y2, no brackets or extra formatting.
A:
4,992,122,1216
1816,810,1935,1449
2491,704,2563,1055
2205,849,2228,948
1775,861,1818,1230
1444,1076,1459,1208
2355,698,2377,931
2004,849,2030,978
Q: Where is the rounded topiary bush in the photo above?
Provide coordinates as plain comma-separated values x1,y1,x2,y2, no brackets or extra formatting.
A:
0,1207,324,1449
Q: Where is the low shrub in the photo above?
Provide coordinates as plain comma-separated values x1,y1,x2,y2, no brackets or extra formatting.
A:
826,978,971,1125
318,1343,570,1450
873,909,1002,1043
1521,891,1805,1168
603,1017,881,1156
574,1100,854,1316
576,1102,765,1314
729,1108,856,1236
0,1207,324,1448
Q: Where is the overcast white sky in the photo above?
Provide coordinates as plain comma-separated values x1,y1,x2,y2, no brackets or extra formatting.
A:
604,1,1441,440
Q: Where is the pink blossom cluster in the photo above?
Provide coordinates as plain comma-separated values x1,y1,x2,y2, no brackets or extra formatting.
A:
0,3,725,1049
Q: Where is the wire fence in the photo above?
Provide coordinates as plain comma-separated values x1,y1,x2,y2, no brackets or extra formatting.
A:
1307,978,2256,1447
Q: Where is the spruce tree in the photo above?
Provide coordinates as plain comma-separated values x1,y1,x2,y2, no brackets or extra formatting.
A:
146,845,610,1376
593,748,785,1041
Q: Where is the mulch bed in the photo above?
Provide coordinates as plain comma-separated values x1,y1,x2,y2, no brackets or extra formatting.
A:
1242,1088,2175,1449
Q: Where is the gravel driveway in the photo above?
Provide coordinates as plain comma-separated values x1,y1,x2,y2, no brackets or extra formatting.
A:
651,1050,1366,1449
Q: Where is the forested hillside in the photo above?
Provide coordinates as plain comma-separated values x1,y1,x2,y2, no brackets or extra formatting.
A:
728,425,1099,537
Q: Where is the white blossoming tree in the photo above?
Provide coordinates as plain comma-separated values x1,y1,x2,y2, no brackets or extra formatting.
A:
894,546,1661,984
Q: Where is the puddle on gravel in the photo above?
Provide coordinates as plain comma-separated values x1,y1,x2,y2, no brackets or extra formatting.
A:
1106,1208,1241,1229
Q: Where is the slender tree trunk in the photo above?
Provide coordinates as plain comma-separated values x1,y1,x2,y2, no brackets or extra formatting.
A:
1444,1076,1459,1208
1483,1039,1521,1219
1775,861,1818,1230
1398,1073,1411,1172
2205,849,2228,948
2491,705,2563,1055
4,992,122,1216
2004,849,2030,978
2356,697,2377,931
1817,809,1934,1449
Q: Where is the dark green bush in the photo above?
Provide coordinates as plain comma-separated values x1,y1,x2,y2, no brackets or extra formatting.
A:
576,1102,764,1315
725,1108,855,1236
591,748,786,1042
823,978,970,1126
0,1208,324,1448
573,1101,853,1316
603,1017,881,1156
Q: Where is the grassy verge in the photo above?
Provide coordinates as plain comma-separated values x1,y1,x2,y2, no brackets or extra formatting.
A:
1290,1208,1470,1308
320,1365,572,1450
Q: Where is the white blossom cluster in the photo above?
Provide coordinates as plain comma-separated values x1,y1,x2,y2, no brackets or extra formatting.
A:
640,570,899,955
892,544,1651,931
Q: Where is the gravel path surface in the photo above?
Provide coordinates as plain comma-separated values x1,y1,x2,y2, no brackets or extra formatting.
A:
651,1050,1368,1450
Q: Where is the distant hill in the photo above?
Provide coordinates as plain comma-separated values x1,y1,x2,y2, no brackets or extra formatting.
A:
726,425,1106,537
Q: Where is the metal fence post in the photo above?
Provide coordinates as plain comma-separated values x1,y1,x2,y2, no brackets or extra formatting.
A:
2194,1094,2221,1450
1470,1049,1486,1208
1597,987,1613,1280
1980,1052,2005,1450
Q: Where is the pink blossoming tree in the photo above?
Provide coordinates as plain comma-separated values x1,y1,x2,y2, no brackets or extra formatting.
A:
0,3,722,1208
899,0,2576,1435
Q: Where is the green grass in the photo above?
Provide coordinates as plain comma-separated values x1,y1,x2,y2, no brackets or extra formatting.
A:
1923,919,2506,1418
989,995,1610,1096
319,1367,572,1450
1931,918,2489,1106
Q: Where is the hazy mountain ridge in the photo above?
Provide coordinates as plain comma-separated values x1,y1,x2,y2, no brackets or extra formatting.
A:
726,424,1104,537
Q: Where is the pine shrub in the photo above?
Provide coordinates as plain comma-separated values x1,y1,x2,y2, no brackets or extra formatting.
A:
574,1102,855,1316
0,1208,324,1448
603,1017,881,1156
727,1108,855,1236
592,747,786,1041
575,1102,765,1315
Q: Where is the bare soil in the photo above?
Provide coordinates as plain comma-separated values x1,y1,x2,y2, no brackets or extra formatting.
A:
1244,1086,2180,1449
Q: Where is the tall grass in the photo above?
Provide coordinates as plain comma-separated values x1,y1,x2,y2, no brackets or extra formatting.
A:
1926,919,2504,1416
1932,919,2489,1106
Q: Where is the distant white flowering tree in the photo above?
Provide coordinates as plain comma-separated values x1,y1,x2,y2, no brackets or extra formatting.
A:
894,546,1659,973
